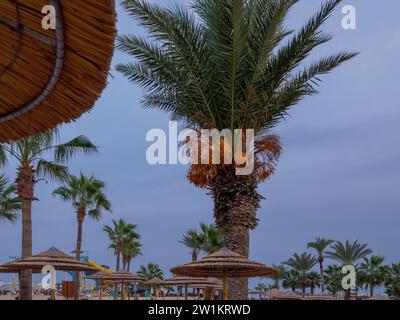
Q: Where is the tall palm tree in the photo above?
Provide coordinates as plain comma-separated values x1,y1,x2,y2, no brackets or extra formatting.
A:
284,252,318,294
324,264,342,296
53,173,111,299
117,0,357,299
103,219,140,271
121,238,142,271
199,223,225,254
359,255,388,297
138,263,164,281
179,228,204,261
308,271,321,295
0,130,97,300
326,240,372,266
0,174,21,223
307,237,334,292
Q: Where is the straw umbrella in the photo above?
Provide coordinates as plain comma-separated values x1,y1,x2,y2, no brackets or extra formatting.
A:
163,275,222,301
146,277,166,299
0,0,116,143
85,271,111,300
171,248,278,300
0,247,98,299
86,271,144,300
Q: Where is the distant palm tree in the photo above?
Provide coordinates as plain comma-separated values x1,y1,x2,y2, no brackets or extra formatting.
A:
359,255,388,297
326,240,372,266
282,269,301,292
324,264,342,296
284,252,318,294
308,271,321,295
385,263,400,299
180,228,204,261
138,263,164,281
0,130,97,300
121,238,142,272
254,283,267,299
117,0,357,299
53,173,111,299
199,223,225,254
270,264,287,290
0,175,21,223
307,237,334,292
104,219,140,271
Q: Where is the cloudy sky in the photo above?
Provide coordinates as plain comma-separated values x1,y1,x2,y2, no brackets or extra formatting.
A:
1,0,399,287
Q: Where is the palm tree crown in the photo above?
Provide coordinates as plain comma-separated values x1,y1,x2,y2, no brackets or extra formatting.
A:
0,175,21,223
138,263,164,281
326,240,372,266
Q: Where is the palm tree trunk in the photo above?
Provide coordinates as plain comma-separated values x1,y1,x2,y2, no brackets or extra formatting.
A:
17,164,35,300
127,258,131,272
370,285,374,297
319,259,325,292
114,250,121,300
74,206,86,300
192,249,198,262
210,166,261,300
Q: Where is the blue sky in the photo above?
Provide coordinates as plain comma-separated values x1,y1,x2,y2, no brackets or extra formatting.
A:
1,0,400,289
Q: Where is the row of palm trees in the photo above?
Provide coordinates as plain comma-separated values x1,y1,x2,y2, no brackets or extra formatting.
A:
0,130,104,300
255,237,400,299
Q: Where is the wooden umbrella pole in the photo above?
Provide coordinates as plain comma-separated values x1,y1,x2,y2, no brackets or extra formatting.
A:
184,284,188,301
223,273,228,300
121,281,125,300
51,288,56,301
99,280,102,300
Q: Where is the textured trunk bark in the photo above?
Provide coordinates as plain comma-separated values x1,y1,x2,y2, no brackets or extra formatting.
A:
17,164,35,300
370,286,374,297
192,250,198,262
114,250,121,300
319,259,325,292
127,259,131,272
210,166,261,300
74,206,86,300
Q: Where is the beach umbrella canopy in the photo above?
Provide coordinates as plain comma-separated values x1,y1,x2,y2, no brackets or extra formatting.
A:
0,247,97,272
170,248,278,300
163,275,222,287
0,0,116,142
146,277,166,286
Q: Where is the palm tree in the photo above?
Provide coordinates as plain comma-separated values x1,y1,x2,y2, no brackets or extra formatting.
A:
385,263,400,299
53,173,111,299
104,219,140,271
117,0,356,299
0,130,97,300
326,240,372,266
180,228,204,261
307,237,334,292
121,238,142,271
324,264,342,296
326,240,372,299
138,263,164,281
254,282,267,299
282,269,301,292
308,271,321,295
0,174,21,223
270,264,287,289
359,255,388,297
284,252,318,295
199,223,225,254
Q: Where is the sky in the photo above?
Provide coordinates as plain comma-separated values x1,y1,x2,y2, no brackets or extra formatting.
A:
1,0,400,290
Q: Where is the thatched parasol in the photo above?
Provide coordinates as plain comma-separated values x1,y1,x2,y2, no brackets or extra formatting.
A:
0,247,98,272
86,271,144,300
170,248,278,300
146,277,166,299
0,0,116,142
163,275,223,301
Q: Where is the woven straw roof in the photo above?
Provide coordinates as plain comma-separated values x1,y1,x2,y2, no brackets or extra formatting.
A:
268,289,303,300
0,0,116,142
163,275,222,287
0,247,98,272
86,270,144,282
146,277,166,285
171,248,278,278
